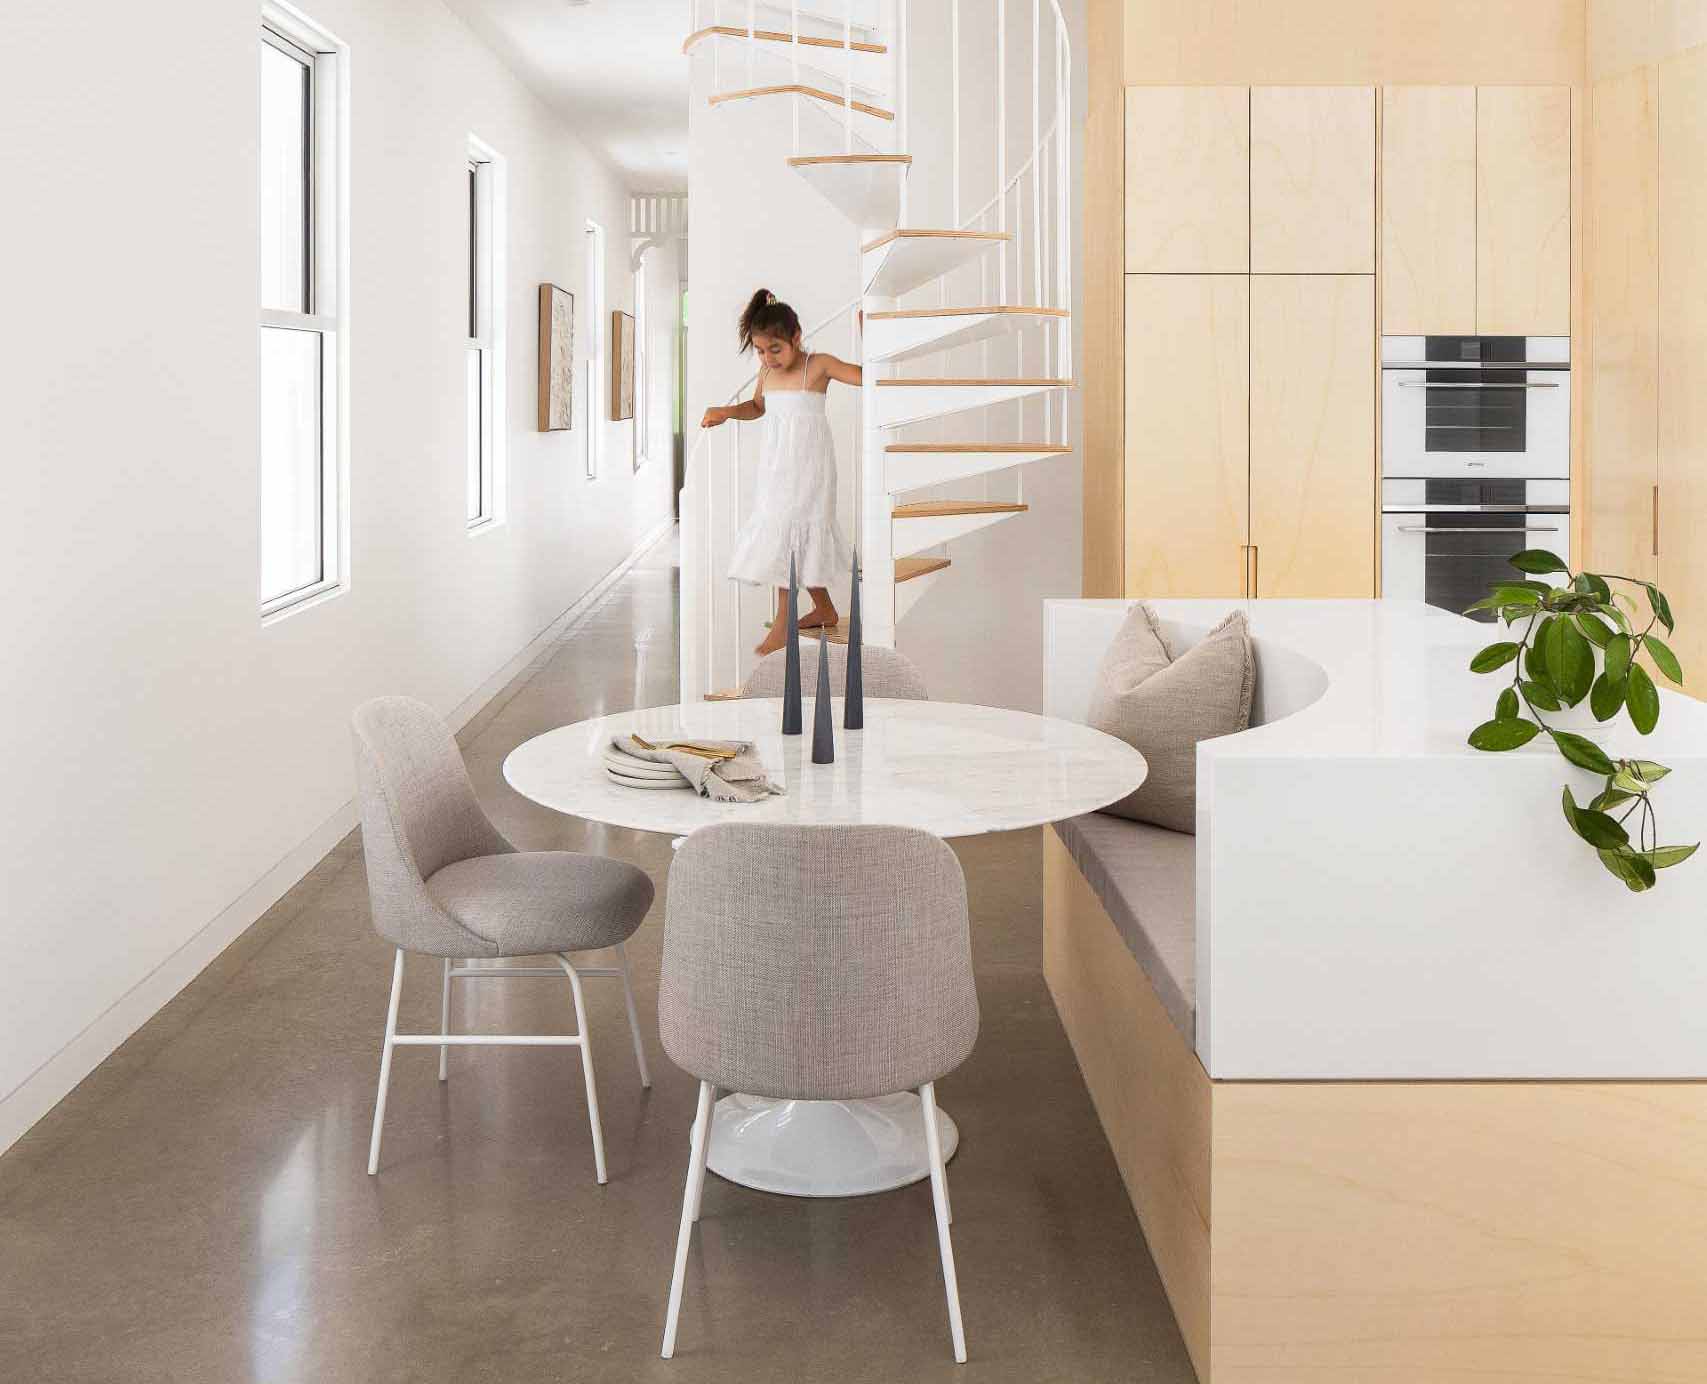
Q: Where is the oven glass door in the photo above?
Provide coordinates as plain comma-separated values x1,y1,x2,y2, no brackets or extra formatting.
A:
1383,369,1570,478
1382,512,1570,622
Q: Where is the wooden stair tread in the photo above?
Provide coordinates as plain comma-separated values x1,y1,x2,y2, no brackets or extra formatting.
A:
893,501,1029,518
684,26,887,55
877,377,1075,387
762,620,850,644
886,442,1071,454
867,305,1069,319
862,228,1010,253
710,85,893,121
788,153,912,166
896,556,951,583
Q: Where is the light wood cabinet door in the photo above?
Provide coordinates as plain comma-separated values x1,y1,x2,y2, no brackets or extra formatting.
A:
1476,86,1572,334
1125,86,1249,273
1381,86,1477,334
1124,275,1250,598
1251,86,1375,274
1249,275,1376,598
1659,45,1707,689
1588,65,1660,586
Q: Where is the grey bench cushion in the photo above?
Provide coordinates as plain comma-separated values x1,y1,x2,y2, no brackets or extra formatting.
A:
1052,814,1195,1045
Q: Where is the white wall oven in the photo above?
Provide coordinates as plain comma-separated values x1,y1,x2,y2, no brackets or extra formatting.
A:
1382,336,1570,620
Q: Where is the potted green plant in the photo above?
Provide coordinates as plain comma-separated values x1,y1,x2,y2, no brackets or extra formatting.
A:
1465,550,1697,892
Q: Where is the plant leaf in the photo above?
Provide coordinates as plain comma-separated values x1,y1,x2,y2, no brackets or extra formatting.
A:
1521,680,1562,712
1630,759,1672,784
1639,844,1700,869
1645,583,1675,633
1590,788,1636,811
1605,633,1634,683
1510,549,1569,575
1562,788,1631,849
1470,641,1521,674
1554,618,1594,705
1645,634,1683,684
1575,572,1613,602
1496,688,1520,721
1468,718,1542,751
1493,585,1543,607
1575,612,1616,647
1626,663,1660,734
1599,848,1656,892
1590,672,1626,722
1553,731,1616,775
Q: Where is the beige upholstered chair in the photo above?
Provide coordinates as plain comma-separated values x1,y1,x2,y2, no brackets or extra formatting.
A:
657,823,978,1362
739,641,929,700
352,697,654,1182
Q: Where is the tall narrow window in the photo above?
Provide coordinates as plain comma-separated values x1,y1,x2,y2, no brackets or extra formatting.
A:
633,255,648,470
585,220,606,479
260,12,345,617
466,137,505,529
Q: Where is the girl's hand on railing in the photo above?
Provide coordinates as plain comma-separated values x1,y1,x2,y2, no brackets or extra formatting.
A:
701,406,729,429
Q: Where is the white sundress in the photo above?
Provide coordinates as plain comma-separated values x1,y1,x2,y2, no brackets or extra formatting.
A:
727,356,854,589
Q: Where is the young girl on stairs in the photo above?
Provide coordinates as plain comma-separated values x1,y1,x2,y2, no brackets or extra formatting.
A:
702,288,861,657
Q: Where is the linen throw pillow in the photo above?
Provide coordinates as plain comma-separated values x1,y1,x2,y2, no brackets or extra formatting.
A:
1085,605,1255,834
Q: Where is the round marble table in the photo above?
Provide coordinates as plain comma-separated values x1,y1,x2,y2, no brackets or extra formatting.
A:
503,697,1147,1197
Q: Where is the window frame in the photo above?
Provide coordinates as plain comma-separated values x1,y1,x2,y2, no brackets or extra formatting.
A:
585,219,606,480
633,253,648,471
259,4,349,623
465,135,506,533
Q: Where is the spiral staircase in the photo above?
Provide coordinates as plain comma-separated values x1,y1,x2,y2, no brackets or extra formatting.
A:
680,0,1073,698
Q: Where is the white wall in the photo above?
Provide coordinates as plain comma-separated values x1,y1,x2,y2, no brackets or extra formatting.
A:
683,0,1087,708
0,0,673,1150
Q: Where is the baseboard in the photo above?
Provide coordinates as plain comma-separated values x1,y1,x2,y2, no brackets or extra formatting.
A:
0,519,675,1158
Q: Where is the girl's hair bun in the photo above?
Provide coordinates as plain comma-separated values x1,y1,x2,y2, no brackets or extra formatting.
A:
739,288,801,353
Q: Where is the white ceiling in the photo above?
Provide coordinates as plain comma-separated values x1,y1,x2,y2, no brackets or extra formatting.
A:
446,0,692,191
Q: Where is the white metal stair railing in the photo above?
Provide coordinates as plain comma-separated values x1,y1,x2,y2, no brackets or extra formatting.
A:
681,0,1073,699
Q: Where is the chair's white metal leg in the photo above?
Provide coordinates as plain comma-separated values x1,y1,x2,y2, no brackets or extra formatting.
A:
921,1082,967,1363
662,1080,714,1359
616,942,652,1089
689,1085,717,1223
560,954,607,1185
438,958,452,1082
367,949,405,1176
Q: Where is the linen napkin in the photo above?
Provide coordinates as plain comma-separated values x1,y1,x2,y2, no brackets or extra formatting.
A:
613,735,783,804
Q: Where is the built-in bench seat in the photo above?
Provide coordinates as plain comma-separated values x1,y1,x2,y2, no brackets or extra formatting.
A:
1050,813,1194,1045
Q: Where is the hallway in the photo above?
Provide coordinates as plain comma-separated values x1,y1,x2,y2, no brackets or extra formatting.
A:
0,536,1194,1384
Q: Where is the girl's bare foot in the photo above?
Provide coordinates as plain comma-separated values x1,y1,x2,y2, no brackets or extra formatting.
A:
755,623,789,657
797,609,837,631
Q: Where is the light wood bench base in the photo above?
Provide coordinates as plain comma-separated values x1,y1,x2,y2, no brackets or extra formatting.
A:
1043,829,1707,1383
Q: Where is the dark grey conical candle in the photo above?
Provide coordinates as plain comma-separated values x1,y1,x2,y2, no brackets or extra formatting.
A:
811,625,835,764
781,552,802,735
843,549,864,730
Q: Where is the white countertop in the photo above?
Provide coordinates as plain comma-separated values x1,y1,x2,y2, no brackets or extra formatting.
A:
1045,598,1707,1081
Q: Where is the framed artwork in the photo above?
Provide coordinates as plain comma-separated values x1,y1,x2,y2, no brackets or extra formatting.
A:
611,309,635,422
537,283,574,431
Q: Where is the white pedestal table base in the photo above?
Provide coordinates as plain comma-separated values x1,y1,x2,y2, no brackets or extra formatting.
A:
703,1092,961,1197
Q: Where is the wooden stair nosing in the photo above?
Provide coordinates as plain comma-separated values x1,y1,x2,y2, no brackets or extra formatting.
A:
709,85,893,121
896,556,952,583
876,377,1076,388
861,228,1011,253
788,153,912,166
866,305,1070,320
892,501,1030,519
886,443,1072,454
684,26,887,56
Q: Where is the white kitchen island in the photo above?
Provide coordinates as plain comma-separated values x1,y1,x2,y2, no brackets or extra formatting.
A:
1041,598,1707,1384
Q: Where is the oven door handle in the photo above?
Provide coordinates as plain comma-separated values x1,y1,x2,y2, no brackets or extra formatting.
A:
1395,381,1560,390
1395,524,1561,533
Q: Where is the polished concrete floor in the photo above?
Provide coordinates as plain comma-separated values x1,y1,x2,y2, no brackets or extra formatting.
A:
0,536,1195,1384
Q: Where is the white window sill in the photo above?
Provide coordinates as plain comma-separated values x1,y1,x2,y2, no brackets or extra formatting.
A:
261,579,348,627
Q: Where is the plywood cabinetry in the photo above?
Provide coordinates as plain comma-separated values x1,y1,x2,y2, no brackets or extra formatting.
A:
1123,275,1250,599
1588,64,1660,587
1477,86,1573,334
1381,86,1477,333
1124,86,1249,273
1659,43,1707,686
1249,276,1376,596
1250,86,1376,273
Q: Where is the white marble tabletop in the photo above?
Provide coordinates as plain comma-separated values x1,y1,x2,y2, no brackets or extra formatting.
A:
502,698,1148,839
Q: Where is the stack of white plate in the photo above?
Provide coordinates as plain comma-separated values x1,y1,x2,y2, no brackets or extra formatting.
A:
603,743,691,790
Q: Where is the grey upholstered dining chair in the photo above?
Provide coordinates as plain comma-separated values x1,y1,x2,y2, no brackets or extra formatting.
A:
657,823,979,1363
739,640,929,700
352,697,654,1182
